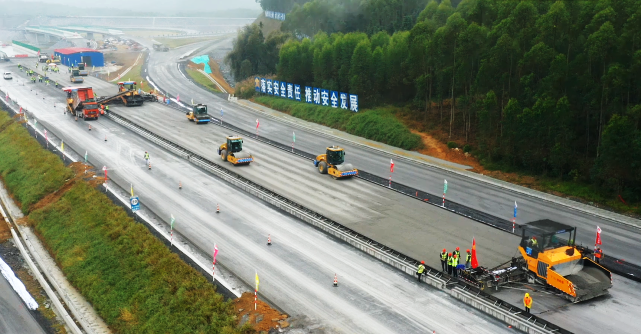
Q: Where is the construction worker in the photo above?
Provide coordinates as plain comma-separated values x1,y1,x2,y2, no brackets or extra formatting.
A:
55,81,59,88
452,254,459,278
144,151,150,165
523,293,533,313
466,249,472,269
105,105,109,114
530,236,538,249
454,247,461,260
447,253,453,275
440,249,447,272
416,261,425,282
594,247,603,264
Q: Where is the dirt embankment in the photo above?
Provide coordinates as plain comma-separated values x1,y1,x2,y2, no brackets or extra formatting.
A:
234,292,289,332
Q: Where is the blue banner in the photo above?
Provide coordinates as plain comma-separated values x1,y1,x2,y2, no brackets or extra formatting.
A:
260,78,266,93
349,94,359,112
287,83,294,99
305,86,312,103
330,91,339,108
294,84,301,101
266,79,273,95
321,89,329,106
273,80,280,96
255,77,260,92
280,82,287,98
265,11,286,21
313,88,321,105
340,92,348,109
130,196,140,212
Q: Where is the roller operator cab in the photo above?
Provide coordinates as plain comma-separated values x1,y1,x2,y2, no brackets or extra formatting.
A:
186,104,210,124
70,69,84,83
518,220,612,302
218,136,253,165
313,146,358,179
77,63,88,76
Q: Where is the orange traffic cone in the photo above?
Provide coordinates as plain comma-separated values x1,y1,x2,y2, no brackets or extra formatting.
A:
267,234,272,246
104,135,107,142
179,181,182,189
148,162,151,170
88,124,92,131
333,274,338,287
216,203,220,213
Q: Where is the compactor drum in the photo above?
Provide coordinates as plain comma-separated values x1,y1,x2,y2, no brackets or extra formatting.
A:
314,146,358,179
218,136,253,165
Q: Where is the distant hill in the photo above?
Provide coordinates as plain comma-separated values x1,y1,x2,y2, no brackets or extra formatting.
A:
252,12,282,37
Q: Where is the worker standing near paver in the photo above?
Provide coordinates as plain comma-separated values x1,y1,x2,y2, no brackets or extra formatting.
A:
524,293,533,314
454,247,460,260
416,261,425,282
446,253,453,275
594,247,603,264
144,151,150,165
440,249,447,272
466,249,472,268
452,254,459,278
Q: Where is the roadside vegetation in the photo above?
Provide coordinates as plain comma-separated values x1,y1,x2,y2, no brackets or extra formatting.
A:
0,109,254,333
234,0,641,215
157,36,225,49
186,67,221,93
255,96,422,150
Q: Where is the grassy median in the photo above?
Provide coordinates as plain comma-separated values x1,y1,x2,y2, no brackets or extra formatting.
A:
0,109,249,333
254,96,423,151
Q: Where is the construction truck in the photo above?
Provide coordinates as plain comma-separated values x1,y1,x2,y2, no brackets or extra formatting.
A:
313,146,358,179
38,53,48,63
95,81,151,107
63,87,100,120
218,136,253,165
460,220,612,303
70,69,84,83
186,104,210,124
77,63,88,76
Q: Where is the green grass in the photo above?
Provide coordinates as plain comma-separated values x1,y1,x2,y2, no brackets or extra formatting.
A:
0,112,73,213
254,96,423,151
186,68,221,94
156,36,224,49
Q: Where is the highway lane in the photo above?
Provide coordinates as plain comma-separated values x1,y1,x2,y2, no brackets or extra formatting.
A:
1,63,517,334
142,39,641,266
0,270,46,334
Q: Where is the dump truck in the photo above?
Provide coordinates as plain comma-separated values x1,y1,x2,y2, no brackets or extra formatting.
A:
63,87,100,120
186,104,210,124
38,53,48,63
77,63,88,76
218,136,253,165
70,69,84,83
313,146,358,179
460,220,612,303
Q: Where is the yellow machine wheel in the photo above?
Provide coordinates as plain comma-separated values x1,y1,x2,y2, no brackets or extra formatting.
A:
318,161,328,174
221,149,227,162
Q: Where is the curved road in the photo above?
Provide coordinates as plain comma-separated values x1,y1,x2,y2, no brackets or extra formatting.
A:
143,38,641,267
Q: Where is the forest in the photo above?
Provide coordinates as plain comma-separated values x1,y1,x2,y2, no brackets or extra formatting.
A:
229,0,641,206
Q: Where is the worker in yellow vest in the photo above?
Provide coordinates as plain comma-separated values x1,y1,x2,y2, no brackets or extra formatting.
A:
440,249,447,272
452,254,459,278
446,253,453,275
416,261,425,282
524,293,533,313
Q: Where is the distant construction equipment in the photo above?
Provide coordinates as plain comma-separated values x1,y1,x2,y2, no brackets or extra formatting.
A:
218,136,253,165
76,63,88,76
70,69,84,83
186,104,210,124
313,146,358,179
63,87,100,120
96,81,157,107
461,220,612,303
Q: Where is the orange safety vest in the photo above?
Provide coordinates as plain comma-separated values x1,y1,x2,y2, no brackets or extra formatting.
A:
524,296,533,308
595,249,603,258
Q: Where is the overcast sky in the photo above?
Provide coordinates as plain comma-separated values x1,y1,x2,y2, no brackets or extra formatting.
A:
6,0,261,11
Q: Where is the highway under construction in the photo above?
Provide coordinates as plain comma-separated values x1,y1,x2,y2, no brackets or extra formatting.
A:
1,40,640,333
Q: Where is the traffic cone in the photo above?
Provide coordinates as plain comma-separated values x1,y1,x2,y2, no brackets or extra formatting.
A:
267,234,271,246
104,135,107,142
216,203,220,213
88,124,92,131
148,162,151,170
333,274,338,287
179,181,182,189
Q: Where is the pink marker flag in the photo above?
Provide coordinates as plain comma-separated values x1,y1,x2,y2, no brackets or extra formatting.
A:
212,244,219,282
176,94,180,102
390,159,394,173
213,244,219,263
256,119,260,129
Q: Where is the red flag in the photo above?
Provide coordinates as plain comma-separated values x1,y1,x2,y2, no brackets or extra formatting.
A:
176,94,180,102
256,119,260,129
19,107,22,113
390,159,394,173
595,226,602,245
213,244,219,264
471,238,479,268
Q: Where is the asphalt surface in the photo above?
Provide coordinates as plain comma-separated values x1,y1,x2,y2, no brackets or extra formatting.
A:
1,62,518,334
0,271,46,334
137,38,641,268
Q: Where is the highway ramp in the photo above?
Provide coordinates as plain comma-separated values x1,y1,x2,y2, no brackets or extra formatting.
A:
144,39,641,266
1,62,517,334
0,265,46,334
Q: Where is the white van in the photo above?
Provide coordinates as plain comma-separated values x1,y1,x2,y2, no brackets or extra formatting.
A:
3,71,12,79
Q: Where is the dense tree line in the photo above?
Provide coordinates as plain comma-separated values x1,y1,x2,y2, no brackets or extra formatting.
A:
225,25,290,82
276,0,641,199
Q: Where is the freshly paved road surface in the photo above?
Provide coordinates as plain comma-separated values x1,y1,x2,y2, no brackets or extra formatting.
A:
1,63,517,334
140,38,641,267
0,273,46,334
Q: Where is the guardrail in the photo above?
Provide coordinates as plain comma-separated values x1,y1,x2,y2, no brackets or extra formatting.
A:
105,109,571,334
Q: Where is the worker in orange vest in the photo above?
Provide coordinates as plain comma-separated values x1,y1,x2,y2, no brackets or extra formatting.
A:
523,293,533,313
594,247,603,264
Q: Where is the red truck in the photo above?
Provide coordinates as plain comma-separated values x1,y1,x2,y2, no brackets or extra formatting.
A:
63,87,100,120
